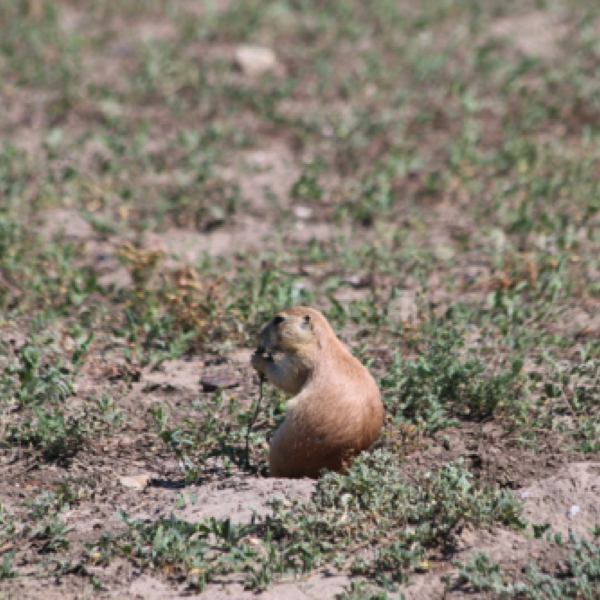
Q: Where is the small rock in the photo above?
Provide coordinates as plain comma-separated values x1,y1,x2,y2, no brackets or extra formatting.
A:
568,505,580,519
293,206,312,219
343,275,372,289
234,45,278,76
98,99,124,119
200,376,240,392
434,245,455,261
120,474,151,491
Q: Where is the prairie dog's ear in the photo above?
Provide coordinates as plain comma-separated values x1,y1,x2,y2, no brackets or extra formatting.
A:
272,315,285,325
301,314,311,329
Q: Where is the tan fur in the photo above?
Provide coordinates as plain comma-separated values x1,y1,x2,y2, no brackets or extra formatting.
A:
251,307,384,479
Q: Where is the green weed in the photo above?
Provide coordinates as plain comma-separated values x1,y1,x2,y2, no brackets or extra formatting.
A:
381,320,526,433
149,387,277,480
87,451,524,592
456,531,600,599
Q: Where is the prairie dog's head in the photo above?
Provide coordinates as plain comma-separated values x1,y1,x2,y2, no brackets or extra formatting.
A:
258,307,323,354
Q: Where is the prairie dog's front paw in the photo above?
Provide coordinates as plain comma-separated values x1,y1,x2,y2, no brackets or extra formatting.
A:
251,352,272,375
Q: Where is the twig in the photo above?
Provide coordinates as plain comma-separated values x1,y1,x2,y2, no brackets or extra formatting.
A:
245,373,266,471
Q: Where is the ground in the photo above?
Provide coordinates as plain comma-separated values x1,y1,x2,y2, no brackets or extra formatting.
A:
1,1,600,598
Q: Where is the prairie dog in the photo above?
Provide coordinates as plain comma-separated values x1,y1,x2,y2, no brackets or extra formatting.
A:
251,307,383,479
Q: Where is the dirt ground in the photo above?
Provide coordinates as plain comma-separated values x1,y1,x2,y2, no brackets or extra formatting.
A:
2,0,600,598
2,342,599,598
2,223,599,598
3,344,600,599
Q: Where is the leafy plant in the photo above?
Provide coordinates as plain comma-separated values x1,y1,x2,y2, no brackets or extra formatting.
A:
381,321,526,433
22,489,75,553
87,450,525,592
1,345,73,407
149,389,276,480
456,531,600,599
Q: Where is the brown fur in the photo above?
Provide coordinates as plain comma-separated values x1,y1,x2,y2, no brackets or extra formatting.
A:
251,307,384,479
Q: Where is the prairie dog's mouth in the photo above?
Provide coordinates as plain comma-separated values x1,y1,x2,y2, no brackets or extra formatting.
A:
257,333,278,354
263,340,281,354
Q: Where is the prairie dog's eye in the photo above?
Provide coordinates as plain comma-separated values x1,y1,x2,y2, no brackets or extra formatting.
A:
272,315,285,325
302,315,311,328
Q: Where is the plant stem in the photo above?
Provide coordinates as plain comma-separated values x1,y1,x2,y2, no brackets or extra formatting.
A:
245,373,266,471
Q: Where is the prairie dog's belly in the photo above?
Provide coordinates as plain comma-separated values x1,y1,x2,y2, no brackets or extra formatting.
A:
273,399,367,449
269,395,382,478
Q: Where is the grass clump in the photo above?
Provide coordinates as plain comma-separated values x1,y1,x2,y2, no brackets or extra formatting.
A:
456,531,600,599
266,450,526,587
149,388,282,479
381,321,526,434
4,398,121,461
88,450,526,592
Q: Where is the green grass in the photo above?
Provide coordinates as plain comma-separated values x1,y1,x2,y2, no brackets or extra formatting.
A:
1,0,600,596
87,451,526,591
456,530,600,599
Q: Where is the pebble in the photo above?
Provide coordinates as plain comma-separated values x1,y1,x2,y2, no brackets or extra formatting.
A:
234,45,278,76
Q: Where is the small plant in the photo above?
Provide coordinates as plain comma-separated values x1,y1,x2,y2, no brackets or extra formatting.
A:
88,510,259,591
456,531,600,599
22,489,75,553
381,321,526,434
116,243,164,290
5,399,119,460
86,451,525,592
0,550,16,581
7,406,89,459
0,490,76,578
149,389,273,480
336,579,405,600
1,345,73,407
290,161,324,202
3,373,123,459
